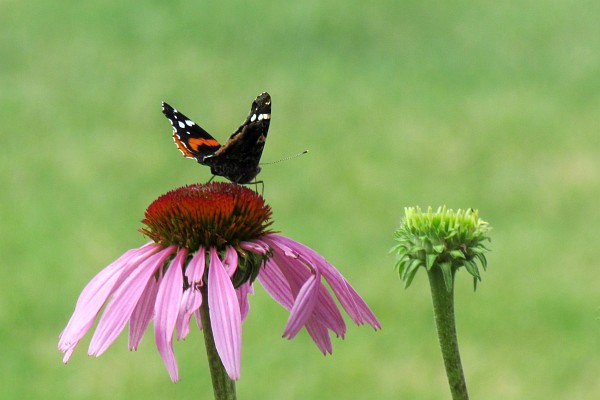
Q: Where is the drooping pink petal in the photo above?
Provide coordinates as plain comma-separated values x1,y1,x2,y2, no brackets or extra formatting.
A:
287,259,347,335
176,287,202,340
260,250,341,351
207,247,242,380
185,247,206,285
263,250,334,352
240,240,269,254
177,248,206,340
154,248,186,383
258,234,381,354
305,318,333,355
194,309,203,331
330,277,381,329
283,273,319,339
222,246,238,277
266,234,381,329
314,260,381,329
313,284,347,338
129,274,160,350
235,282,254,322
59,243,160,361
268,246,347,335
88,245,176,357
266,249,307,299
280,249,346,336
257,257,294,310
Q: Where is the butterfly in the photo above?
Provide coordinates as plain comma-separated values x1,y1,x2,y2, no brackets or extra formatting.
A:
162,92,271,184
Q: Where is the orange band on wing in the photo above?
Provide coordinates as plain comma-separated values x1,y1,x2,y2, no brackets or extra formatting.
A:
173,135,195,157
188,137,220,151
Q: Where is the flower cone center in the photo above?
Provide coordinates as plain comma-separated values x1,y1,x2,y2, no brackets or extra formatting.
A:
140,183,272,249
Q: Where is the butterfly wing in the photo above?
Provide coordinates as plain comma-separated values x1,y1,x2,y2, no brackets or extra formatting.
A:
162,102,221,160
200,92,271,183
207,92,271,167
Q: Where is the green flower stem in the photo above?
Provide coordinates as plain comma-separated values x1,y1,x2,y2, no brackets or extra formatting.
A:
200,285,237,400
427,267,469,400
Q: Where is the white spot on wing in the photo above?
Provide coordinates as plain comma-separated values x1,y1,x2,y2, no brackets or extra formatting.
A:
178,121,185,128
250,114,257,122
185,119,195,126
258,113,271,121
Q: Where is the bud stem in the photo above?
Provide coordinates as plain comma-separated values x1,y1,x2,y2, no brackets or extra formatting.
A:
200,285,237,400
427,267,469,400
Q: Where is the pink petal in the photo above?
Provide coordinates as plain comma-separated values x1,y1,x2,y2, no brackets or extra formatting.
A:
208,247,242,380
260,252,345,347
266,249,308,298
259,234,381,354
235,282,254,322
266,234,381,329
176,287,202,340
240,241,269,255
154,248,186,383
194,309,203,331
185,247,206,285
129,275,160,350
257,258,294,310
222,246,238,277
305,319,333,355
267,247,346,336
316,262,381,329
313,285,347,338
176,247,206,339
283,273,319,339
88,245,175,357
58,243,159,361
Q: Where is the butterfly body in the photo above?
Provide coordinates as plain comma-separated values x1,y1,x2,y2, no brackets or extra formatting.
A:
162,92,271,184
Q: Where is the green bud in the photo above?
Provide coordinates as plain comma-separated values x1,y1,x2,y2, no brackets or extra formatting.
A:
392,206,491,291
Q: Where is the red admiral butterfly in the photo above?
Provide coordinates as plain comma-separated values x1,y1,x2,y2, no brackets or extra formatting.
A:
162,92,271,184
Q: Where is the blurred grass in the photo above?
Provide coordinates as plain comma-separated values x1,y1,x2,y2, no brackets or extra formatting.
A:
2,0,599,398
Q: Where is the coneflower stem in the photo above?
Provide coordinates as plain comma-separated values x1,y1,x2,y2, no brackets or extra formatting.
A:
200,285,237,400
427,268,469,400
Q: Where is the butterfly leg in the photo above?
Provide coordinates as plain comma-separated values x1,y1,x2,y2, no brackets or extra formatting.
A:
207,175,216,183
250,180,264,196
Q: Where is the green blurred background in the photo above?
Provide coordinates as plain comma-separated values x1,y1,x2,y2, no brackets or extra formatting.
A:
2,0,599,398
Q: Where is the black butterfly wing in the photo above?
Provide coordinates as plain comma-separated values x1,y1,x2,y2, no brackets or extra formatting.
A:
207,92,271,167
162,102,221,160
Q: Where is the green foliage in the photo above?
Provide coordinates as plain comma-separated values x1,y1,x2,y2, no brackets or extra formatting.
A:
393,207,491,291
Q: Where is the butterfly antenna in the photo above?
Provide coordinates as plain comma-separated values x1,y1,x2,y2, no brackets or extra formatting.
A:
261,150,309,165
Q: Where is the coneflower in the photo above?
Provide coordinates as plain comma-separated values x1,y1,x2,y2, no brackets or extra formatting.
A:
59,183,380,394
